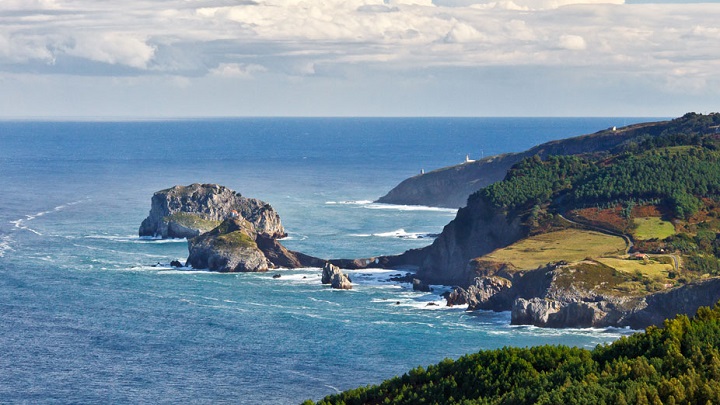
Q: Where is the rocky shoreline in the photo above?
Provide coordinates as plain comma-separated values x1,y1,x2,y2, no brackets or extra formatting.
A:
141,179,720,330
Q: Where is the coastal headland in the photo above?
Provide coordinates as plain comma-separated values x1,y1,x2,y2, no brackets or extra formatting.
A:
142,113,720,329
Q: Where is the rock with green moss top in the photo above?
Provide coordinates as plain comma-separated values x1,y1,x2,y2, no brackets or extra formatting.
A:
186,218,269,272
139,183,285,239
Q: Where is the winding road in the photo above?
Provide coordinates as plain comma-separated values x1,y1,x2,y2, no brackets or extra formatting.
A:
558,213,679,271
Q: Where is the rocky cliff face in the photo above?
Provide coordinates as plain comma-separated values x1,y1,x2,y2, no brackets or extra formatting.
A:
186,217,325,272
415,196,528,286
322,263,352,290
445,260,720,329
139,183,285,239
376,122,663,208
186,218,269,272
376,154,521,208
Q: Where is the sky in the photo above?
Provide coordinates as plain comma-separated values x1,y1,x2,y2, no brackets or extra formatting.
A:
0,0,718,118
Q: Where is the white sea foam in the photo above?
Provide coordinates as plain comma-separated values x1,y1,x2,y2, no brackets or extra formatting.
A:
363,203,458,213
85,235,188,244
0,235,13,257
325,200,374,205
10,219,42,236
371,228,439,240
10,199,88,236
345,268,405,288
326,199,457,214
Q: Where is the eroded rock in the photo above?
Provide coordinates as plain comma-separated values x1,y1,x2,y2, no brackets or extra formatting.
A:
139,183,285,239
322,263,352,290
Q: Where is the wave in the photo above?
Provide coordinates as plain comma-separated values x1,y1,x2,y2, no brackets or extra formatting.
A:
10,219,42,236
0,235,13,257
10,199,88,236
325,200,374,205
505,323,637,339
325,200,457,214
371,228,439,240
363,203,457,213
84,235,188,244
281,232,308,241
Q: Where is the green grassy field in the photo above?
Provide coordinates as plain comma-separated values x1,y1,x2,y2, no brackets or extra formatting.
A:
483,229,626,270
632,217,676,240
596,257,673,278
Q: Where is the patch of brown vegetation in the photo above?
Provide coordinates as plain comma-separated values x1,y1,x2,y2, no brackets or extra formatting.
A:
569,205,629,233
674,198,720,236
528,210,574,235
634,240,669,254
631,205,667,218
468,258,518,277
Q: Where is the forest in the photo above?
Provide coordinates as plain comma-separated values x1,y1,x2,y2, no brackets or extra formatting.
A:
308,303,720,405
475,112,720,219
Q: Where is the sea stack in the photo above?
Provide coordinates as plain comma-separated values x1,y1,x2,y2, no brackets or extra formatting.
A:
139,183,286,239
322,263,352,290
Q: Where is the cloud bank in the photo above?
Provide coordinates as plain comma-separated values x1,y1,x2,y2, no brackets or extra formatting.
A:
0,0,718,116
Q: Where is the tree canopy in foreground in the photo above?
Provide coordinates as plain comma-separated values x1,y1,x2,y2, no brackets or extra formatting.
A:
308,302,720,404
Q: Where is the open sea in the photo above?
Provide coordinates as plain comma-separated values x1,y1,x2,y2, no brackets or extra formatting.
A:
0,117,651,403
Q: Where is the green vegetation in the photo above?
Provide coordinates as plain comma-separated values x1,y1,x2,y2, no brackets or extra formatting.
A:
464,113,720,280
476,147,720,220
215,230,257,249
164,212,221,232
471,113,720,219
308,302,720,405
571,148,719,219
484,229,625,270
633,217,676,241
479,155,590,211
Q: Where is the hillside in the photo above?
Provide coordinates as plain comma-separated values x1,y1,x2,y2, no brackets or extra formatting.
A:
376,114,714,208
308,302,720,405
379,113,720,328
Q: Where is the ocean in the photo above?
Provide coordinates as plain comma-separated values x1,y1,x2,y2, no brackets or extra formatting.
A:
0,118,648,403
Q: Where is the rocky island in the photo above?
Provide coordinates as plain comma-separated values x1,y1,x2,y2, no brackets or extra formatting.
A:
139,183,286,239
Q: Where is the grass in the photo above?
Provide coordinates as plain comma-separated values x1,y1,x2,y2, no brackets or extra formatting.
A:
215,231,257,249
632,217,676,240
165,212,221,232
483,229,626,270
596,257,673,278
555,259,676,297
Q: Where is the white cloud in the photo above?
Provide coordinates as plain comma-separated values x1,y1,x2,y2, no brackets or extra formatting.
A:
0,0,719,116
444,22,485,43
471,0,624,11
558,34,587,50
210,63,267,78
1,0,61,11
64,33,156,69
0,33,55,64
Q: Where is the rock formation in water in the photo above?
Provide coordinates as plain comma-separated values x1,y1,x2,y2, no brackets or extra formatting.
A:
321,263,352,289
139,183,286,239
184,215,328,273
443,259,720,330
186,217,270,272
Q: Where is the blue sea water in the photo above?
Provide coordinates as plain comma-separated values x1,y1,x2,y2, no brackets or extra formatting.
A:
0,118,650,403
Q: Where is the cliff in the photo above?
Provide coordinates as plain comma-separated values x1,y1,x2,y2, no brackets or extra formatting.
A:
376,121,665,208
139,183,285,239
186,217,326,272
414,195,528,286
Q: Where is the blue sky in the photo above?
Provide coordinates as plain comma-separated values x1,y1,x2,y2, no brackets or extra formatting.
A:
1,0,718,118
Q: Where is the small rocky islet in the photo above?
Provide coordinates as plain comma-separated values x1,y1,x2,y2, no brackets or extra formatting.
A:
140,113,720,329
139,183,349,287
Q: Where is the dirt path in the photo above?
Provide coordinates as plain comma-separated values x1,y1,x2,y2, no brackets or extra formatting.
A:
558,213,680,271
557,213,634,254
